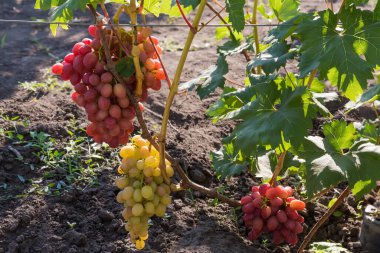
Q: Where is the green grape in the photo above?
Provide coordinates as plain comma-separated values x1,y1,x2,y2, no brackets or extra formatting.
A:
132,203,144,216
152,167,161,177
136,160,144,170
115,177,128,189
144,202,155,215
153,195,160,206
130,216,141,225
125,198,136,207
160,195,172,205
143,166,153,177
155,203,166,217
128,167,140,178
150,181,157,192
133,189,143,202
141,185,153,199
133,181,142,189
136,239,145,250
121,186,134,200
153,175,163,184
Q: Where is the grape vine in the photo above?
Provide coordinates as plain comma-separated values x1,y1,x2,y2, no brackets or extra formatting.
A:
36,0,380,251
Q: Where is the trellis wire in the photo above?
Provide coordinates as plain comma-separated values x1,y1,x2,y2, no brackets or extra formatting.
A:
0,19,294,27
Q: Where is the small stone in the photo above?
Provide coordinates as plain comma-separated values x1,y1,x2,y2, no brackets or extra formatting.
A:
350,227,360,237
5,217,19,232
7,242,19,253
173,199,184,210
347,195,356,207
98,209,115,222
188,169,206,183
16,235,24,243
63,230,87,246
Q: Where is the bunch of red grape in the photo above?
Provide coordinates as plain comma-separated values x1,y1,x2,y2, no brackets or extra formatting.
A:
51,25,165,148
241,183,306,245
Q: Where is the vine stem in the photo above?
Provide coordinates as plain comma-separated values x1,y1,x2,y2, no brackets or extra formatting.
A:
198,6,226,32
269,152,286,186
149,36,172,87
307,69,318,88
297,187,350,252
158,0,207,194
87,3,240,207
175,0,197,34
339,0,346,13
252,0,261,74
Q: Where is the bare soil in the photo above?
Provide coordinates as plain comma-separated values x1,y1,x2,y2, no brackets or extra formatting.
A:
0,1,379,253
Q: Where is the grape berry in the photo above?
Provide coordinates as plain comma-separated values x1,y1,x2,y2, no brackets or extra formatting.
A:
241,184,305,245
52,25,165,148
115,135,174,250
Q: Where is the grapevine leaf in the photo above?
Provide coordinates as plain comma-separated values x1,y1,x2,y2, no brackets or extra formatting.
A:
323,120,356,153
297,135,353,199
247,41,296,74
345,0,369,6
160,0,194,17
298,119,380,198
218,39,253,56
296,7,380,101
211,143,248,178
268,13,309,41
207,86,256,122
215,17,243,41
357,122,380,144
179,0,200,8
226,82,317,154
225,0,245,32
143,0,161,17
269,0,300,21
344,84,380,111
179,55,228,99
34,0,66,10
116,57,135,78
347,140,380,198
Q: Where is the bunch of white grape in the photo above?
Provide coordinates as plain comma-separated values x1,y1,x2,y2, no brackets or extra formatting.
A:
115,135,174,250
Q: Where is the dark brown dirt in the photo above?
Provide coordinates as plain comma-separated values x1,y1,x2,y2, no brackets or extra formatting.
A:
0,1,378,253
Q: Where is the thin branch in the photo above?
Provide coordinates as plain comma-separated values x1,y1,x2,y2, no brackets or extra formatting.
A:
225,77,245,87
149,36,171,88
307,69,318,88
298,187,350,252
198,6,226,32
252,0,261,74
176,0,196,34
269,152,286,186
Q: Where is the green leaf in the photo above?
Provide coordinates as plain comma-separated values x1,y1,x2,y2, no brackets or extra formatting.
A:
225,0,245,32
323,120,356,153
218,39,253,56
357,122,380,144
247,41,296,74
296,7,380,101
116,57,135,78
345,0,369,6
298,120,380,198
211,143,248,178
347,140,380,198
179,55,228,99
226,81,317,154
207,86,256,122
268,13,309,41
143,0,161,17
269,0,300,21
160,0,197,17
344,84,380,111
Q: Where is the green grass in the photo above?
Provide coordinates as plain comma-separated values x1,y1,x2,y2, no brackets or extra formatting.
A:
18,69,71,93
0,115,119,199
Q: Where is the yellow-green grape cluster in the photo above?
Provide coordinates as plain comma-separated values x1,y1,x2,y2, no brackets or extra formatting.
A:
115,135,174,250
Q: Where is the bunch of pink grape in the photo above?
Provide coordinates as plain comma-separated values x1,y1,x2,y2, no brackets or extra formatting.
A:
241,184,306,245
51,25,165,148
